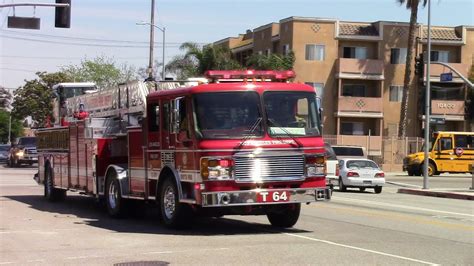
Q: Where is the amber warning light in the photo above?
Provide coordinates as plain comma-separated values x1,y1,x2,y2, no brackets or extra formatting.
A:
205,70,295,81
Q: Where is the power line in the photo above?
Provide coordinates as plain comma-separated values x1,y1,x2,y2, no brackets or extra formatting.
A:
0,29,208,46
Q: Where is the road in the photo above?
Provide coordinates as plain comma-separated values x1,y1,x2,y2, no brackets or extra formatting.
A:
1,166,473,265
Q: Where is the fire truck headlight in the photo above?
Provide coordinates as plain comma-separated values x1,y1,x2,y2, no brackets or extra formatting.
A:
305,155,325,177
201,158,234,180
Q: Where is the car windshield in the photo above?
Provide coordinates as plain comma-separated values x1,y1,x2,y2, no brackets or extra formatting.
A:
333,147,364,157
346,160,379,169
18,137,36,146
264,91,321,137
194,92,263,139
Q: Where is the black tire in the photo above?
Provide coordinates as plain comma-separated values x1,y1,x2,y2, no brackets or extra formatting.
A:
359,187,366,192
105,175,126,218
374,186,382,194
158,178,193,229
339,177,347,192
44,166,66,202
421,162,436,177
407,169,415,176
266,203,301,228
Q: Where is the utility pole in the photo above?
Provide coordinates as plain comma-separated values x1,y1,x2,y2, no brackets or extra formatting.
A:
147,0,155,81
423,0,432,189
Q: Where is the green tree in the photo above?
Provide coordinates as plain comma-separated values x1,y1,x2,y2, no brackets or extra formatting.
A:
0,110,23,143
62,56,138,89
12,72,72,128
398,0,428,137
166,42,241,79
246,52,295,70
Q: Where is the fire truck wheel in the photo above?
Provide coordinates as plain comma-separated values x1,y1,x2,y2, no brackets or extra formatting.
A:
266,203,301,228
105,176,126,218
158,178,193,229
44,166,66,202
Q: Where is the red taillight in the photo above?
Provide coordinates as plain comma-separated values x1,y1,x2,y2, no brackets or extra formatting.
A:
335,164,340,176
375,172,385,178
347,172,360,177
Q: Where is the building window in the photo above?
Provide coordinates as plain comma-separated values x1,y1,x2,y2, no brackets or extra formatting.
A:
343,47,367,59
341,122,365,135
257,51,263,55
305,82,324,99
283,44,290,56
390,48,407,64
389,85,403,102
305,44,325,61
265,49,271,56
431,50,449,63
342,84,366,97
261,32,265,40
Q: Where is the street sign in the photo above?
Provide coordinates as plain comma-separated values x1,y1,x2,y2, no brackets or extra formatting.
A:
8,16,40,30
440,72,453,82
429,117,445,124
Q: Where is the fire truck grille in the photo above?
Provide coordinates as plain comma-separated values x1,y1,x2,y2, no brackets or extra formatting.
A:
234,154,304,181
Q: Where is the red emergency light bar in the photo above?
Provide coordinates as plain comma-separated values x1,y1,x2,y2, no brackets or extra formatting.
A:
204,70,295,81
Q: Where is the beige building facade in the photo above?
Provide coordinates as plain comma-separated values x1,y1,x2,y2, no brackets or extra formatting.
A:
214,16,474,157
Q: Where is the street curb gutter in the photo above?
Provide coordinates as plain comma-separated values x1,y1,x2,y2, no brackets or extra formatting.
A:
398,188,474,201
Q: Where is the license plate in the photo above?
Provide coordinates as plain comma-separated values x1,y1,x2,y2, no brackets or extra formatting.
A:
363,181,372,184
257,191,290,203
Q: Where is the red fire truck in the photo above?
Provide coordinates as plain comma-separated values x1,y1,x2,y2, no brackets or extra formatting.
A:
35,70,331,228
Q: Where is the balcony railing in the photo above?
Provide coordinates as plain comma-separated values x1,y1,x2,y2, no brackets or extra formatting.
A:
431,100,465,115
336,58,384,80
426,63,469,82
338,96,383,113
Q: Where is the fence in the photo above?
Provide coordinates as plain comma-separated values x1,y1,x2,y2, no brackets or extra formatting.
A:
323,135,424,172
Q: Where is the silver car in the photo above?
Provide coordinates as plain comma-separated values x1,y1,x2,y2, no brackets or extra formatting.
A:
338,158,385,194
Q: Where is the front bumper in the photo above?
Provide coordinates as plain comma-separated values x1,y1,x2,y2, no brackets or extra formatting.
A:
201,187,331,207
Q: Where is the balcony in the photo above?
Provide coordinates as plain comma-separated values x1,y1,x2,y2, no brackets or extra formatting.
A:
336,97,383,117
336,58,384,80
427,63,469,83
431,100,465,116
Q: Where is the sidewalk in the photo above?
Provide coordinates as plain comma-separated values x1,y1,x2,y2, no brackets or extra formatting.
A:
384,172,474,201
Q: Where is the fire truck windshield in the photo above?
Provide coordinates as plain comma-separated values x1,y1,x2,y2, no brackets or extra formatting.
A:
194,90,321,139
264,91,321,137
194,92,263,139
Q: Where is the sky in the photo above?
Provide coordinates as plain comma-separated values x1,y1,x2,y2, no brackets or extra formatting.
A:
1,0,473,89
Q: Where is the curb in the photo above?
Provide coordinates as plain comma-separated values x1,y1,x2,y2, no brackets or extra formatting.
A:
398,188,474,201
386,181,422,188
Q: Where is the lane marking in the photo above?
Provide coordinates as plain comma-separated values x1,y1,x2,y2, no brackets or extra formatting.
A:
0,262,14,265
285,233,438,265
334,197,474,218
313,204,474,231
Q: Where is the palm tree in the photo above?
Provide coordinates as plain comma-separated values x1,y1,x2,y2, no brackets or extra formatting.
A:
166,42,241,79
398,0,427,138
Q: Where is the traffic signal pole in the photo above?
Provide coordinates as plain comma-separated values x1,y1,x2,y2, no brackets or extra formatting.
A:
423,0,432,189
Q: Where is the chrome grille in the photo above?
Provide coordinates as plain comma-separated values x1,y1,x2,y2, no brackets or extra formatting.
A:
24,147,37,155
234,152,304,181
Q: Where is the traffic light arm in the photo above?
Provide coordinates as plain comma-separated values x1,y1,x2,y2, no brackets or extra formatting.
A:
431,61,473,89
0,2,69,8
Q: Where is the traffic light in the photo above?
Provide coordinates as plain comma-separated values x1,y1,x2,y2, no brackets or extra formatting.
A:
55,0,71,28
414,53,424,76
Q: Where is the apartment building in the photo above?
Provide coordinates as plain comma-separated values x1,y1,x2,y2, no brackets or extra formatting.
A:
214,16,474,156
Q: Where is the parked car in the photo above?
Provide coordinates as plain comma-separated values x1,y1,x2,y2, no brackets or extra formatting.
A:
0,144,11,163
324,142,339,189
332,145,367,159
7,137,37,167
338,158,385,193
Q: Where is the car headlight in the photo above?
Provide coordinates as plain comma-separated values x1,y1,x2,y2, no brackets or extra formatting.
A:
16,151,24,157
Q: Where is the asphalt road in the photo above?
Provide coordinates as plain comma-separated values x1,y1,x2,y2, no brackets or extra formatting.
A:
1,166,473,265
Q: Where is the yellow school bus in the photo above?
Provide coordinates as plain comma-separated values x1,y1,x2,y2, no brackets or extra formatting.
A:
403,131,474,176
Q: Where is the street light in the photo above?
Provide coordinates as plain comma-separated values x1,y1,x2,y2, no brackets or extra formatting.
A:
137,21,166,81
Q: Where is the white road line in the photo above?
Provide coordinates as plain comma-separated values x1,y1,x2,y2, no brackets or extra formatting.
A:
334,197,474,218
285,233,438,265
26,259,45,263
0,262,14,265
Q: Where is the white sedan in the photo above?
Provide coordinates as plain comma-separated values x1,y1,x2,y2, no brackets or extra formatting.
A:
338,158,385,193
